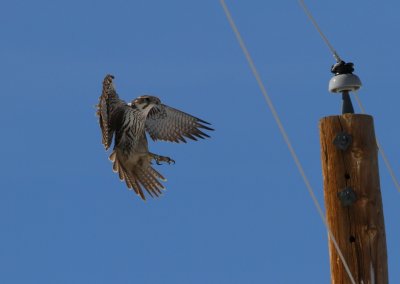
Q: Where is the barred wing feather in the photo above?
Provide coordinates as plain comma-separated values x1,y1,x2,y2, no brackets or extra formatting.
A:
145,104,213,143
96,74,127,150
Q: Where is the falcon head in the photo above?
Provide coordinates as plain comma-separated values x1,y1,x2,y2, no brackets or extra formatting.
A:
103,74,115,83
131,95,161,111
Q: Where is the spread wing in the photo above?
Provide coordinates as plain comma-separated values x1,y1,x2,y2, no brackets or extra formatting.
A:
96,74,127,150
145,104,213,143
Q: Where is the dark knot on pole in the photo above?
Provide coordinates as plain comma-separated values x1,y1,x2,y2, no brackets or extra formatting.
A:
338,187,357,207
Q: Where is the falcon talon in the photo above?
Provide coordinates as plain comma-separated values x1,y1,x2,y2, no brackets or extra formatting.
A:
166,158,175,165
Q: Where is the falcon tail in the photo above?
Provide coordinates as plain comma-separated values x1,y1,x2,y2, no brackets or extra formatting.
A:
109,151,166,200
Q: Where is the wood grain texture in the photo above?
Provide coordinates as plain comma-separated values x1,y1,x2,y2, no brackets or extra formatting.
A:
319,114,388,284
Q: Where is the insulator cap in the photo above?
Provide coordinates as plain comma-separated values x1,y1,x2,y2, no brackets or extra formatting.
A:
329,73,362,93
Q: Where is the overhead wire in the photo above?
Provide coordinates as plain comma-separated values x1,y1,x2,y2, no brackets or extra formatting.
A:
219,1,356,284
298,0,341,63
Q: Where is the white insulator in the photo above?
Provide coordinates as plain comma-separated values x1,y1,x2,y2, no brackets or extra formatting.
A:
328,74,362,93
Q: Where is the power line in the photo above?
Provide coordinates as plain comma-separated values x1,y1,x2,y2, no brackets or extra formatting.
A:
219,1,356,284
298,0,341,63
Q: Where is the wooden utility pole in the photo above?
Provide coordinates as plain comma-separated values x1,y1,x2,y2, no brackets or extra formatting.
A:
319,113,388,284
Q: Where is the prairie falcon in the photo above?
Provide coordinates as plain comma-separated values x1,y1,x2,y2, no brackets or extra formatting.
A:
96,75,213,200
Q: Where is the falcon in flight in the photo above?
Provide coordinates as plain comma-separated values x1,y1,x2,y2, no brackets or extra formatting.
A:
96,74,213,200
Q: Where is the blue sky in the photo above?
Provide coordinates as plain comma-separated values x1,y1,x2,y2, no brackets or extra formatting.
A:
1,1,399,283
